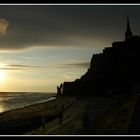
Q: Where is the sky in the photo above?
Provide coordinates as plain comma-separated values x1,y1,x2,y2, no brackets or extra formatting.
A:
0,4,139,92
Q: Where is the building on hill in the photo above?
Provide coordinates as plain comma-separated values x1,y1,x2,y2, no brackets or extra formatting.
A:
125,15,133,40
58,16,140,96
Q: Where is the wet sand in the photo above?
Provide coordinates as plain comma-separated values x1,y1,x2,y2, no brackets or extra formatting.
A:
0,96,76,135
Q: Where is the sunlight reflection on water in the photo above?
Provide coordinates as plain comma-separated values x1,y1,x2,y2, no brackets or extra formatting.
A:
0,93,56,113
0,103,6,113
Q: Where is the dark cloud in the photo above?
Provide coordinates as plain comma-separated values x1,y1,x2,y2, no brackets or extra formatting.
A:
0,67,20,70
62,62,90,68
7,64,46,68
54,62,90,69
1,64,47,70
0,5,139,50
0,62,89,70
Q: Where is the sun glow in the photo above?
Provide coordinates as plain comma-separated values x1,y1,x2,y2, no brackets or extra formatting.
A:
0,70,6,83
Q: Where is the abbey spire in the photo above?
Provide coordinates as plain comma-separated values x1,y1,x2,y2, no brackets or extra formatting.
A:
125,15,133,40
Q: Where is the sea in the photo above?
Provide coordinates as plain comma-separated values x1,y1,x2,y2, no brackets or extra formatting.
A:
0,92,56,113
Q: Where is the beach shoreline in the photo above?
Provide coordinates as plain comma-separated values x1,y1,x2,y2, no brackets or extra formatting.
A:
0,96,76,135
0,92,57,114
0,97,58,135
0,97,56,114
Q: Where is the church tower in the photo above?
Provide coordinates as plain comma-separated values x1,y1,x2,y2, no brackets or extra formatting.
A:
125,15,133,40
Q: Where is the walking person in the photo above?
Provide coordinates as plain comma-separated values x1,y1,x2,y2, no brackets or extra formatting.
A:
61,104,64,112
58,110,63,125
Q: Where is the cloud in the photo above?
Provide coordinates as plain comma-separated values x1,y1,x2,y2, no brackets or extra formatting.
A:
0,64,47,70
0,62,90,71
0,5,129,50
64,62,90,68
7,64,44,68
55,62,90,68
0,18,9,35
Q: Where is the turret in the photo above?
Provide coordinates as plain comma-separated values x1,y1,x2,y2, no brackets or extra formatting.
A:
125,15,133,40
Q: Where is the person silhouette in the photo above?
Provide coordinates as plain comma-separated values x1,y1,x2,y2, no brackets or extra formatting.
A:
41,117,46,131
61,104,64,112
58,110,63,125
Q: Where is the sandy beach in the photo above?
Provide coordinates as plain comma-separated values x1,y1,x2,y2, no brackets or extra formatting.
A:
0,95,135,135
38,96,114,135
27,95,135,135
0,96,76,135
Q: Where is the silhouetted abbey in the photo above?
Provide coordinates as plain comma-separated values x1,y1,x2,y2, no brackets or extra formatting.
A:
57,16,140,96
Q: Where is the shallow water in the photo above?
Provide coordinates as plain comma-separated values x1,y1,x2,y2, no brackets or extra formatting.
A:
0,92,56,113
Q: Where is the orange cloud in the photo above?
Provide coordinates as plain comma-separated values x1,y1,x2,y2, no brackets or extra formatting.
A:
0,18,9,35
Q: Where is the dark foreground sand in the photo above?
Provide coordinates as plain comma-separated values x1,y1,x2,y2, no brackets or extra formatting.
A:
27,96,135,135
27,96,126,135
0,95,135,135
